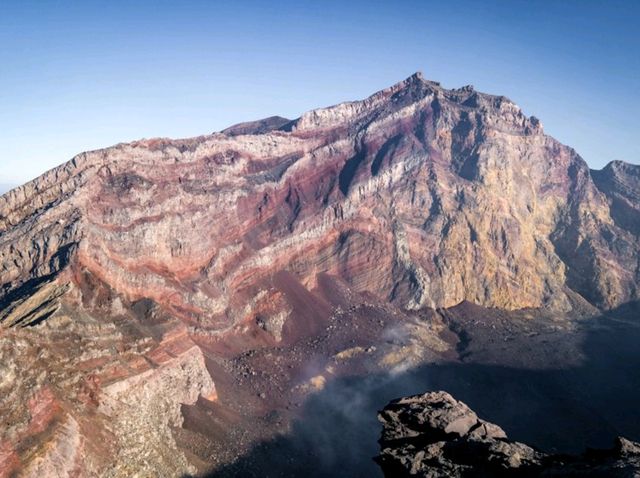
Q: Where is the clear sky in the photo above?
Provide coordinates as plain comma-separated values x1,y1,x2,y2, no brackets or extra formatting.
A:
1,0,638,185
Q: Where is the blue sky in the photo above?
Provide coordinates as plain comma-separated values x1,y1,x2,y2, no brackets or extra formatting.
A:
1,0,638,184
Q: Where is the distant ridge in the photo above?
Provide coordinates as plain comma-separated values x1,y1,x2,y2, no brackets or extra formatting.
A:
221,115,291,136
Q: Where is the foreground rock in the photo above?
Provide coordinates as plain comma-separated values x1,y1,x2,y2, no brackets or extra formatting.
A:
377,391,640,477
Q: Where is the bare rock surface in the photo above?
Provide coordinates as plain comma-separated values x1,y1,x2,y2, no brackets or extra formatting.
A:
0,73,638,477
377,391,640,477
1,72,637,326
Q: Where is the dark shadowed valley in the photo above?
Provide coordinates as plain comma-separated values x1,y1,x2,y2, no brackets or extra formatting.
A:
201,302,640,477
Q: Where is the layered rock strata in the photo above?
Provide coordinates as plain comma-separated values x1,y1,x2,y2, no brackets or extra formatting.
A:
1,73,637,330
0,72,638,476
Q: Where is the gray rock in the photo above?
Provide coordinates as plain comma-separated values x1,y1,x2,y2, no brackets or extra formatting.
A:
376,391,640,477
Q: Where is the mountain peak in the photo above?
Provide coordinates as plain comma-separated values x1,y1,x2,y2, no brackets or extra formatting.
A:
289,73,544,137
0,72,633,317
408,70,426,81
0,73,638,476
395,71,436,88
291,72,441,132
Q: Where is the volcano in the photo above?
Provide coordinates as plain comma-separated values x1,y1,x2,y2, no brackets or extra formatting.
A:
0,73,638,477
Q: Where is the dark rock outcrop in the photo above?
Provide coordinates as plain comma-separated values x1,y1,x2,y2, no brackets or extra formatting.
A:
377,391,640,477
221,115,292,135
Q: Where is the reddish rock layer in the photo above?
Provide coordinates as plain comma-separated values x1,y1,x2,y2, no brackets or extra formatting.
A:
1,72,637,327
0,73,638,476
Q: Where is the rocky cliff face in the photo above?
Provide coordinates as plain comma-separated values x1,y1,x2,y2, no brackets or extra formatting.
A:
0,73,638,476
1,72,637,326
0,309,216,477
376,391,640,477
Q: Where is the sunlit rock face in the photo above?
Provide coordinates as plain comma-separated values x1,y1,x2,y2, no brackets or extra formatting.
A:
1,72,636,324
0,73,638,476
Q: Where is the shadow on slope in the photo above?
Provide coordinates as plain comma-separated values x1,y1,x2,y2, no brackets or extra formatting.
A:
198,303,640,478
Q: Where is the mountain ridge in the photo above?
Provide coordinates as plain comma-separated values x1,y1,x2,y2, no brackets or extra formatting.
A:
0,73,638,477
1,73,637,318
